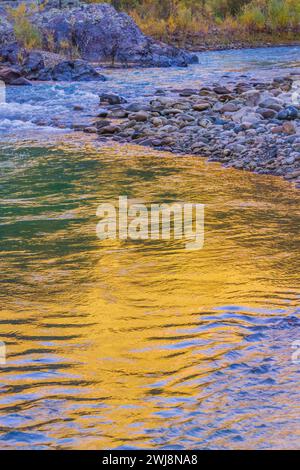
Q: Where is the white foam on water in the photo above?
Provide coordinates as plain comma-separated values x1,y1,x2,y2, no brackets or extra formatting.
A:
0,117,69,134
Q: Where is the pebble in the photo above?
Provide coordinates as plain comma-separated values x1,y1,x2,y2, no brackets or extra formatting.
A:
277,106,299,120
193,102,211,111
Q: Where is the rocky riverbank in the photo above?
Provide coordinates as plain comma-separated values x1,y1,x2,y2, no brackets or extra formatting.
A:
164,29,300,53
85,74,300,188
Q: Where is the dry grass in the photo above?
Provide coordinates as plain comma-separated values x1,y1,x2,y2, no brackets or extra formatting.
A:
128,0,300,48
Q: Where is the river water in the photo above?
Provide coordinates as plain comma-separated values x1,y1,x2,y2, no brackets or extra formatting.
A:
0,46,300,449
1,45,300,136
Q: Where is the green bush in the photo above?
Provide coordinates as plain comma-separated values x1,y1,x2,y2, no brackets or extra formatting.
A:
239,0,300,32
8,3,42,49
240,3,266,30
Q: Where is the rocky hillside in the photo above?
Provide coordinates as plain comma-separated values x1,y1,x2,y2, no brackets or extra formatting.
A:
0,3,198,68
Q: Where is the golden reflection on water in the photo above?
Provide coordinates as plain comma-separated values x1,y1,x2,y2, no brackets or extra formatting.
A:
0,139,299,449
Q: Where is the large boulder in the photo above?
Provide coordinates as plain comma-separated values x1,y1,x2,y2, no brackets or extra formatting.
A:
0,3,198,69
0,65,22,85
37,59,106,81
32,3,198,67
0,43,105,82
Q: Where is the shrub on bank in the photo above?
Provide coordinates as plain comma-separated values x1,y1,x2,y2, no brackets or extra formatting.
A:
97,0,300,42
8,3,42,49
240,0,300,32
